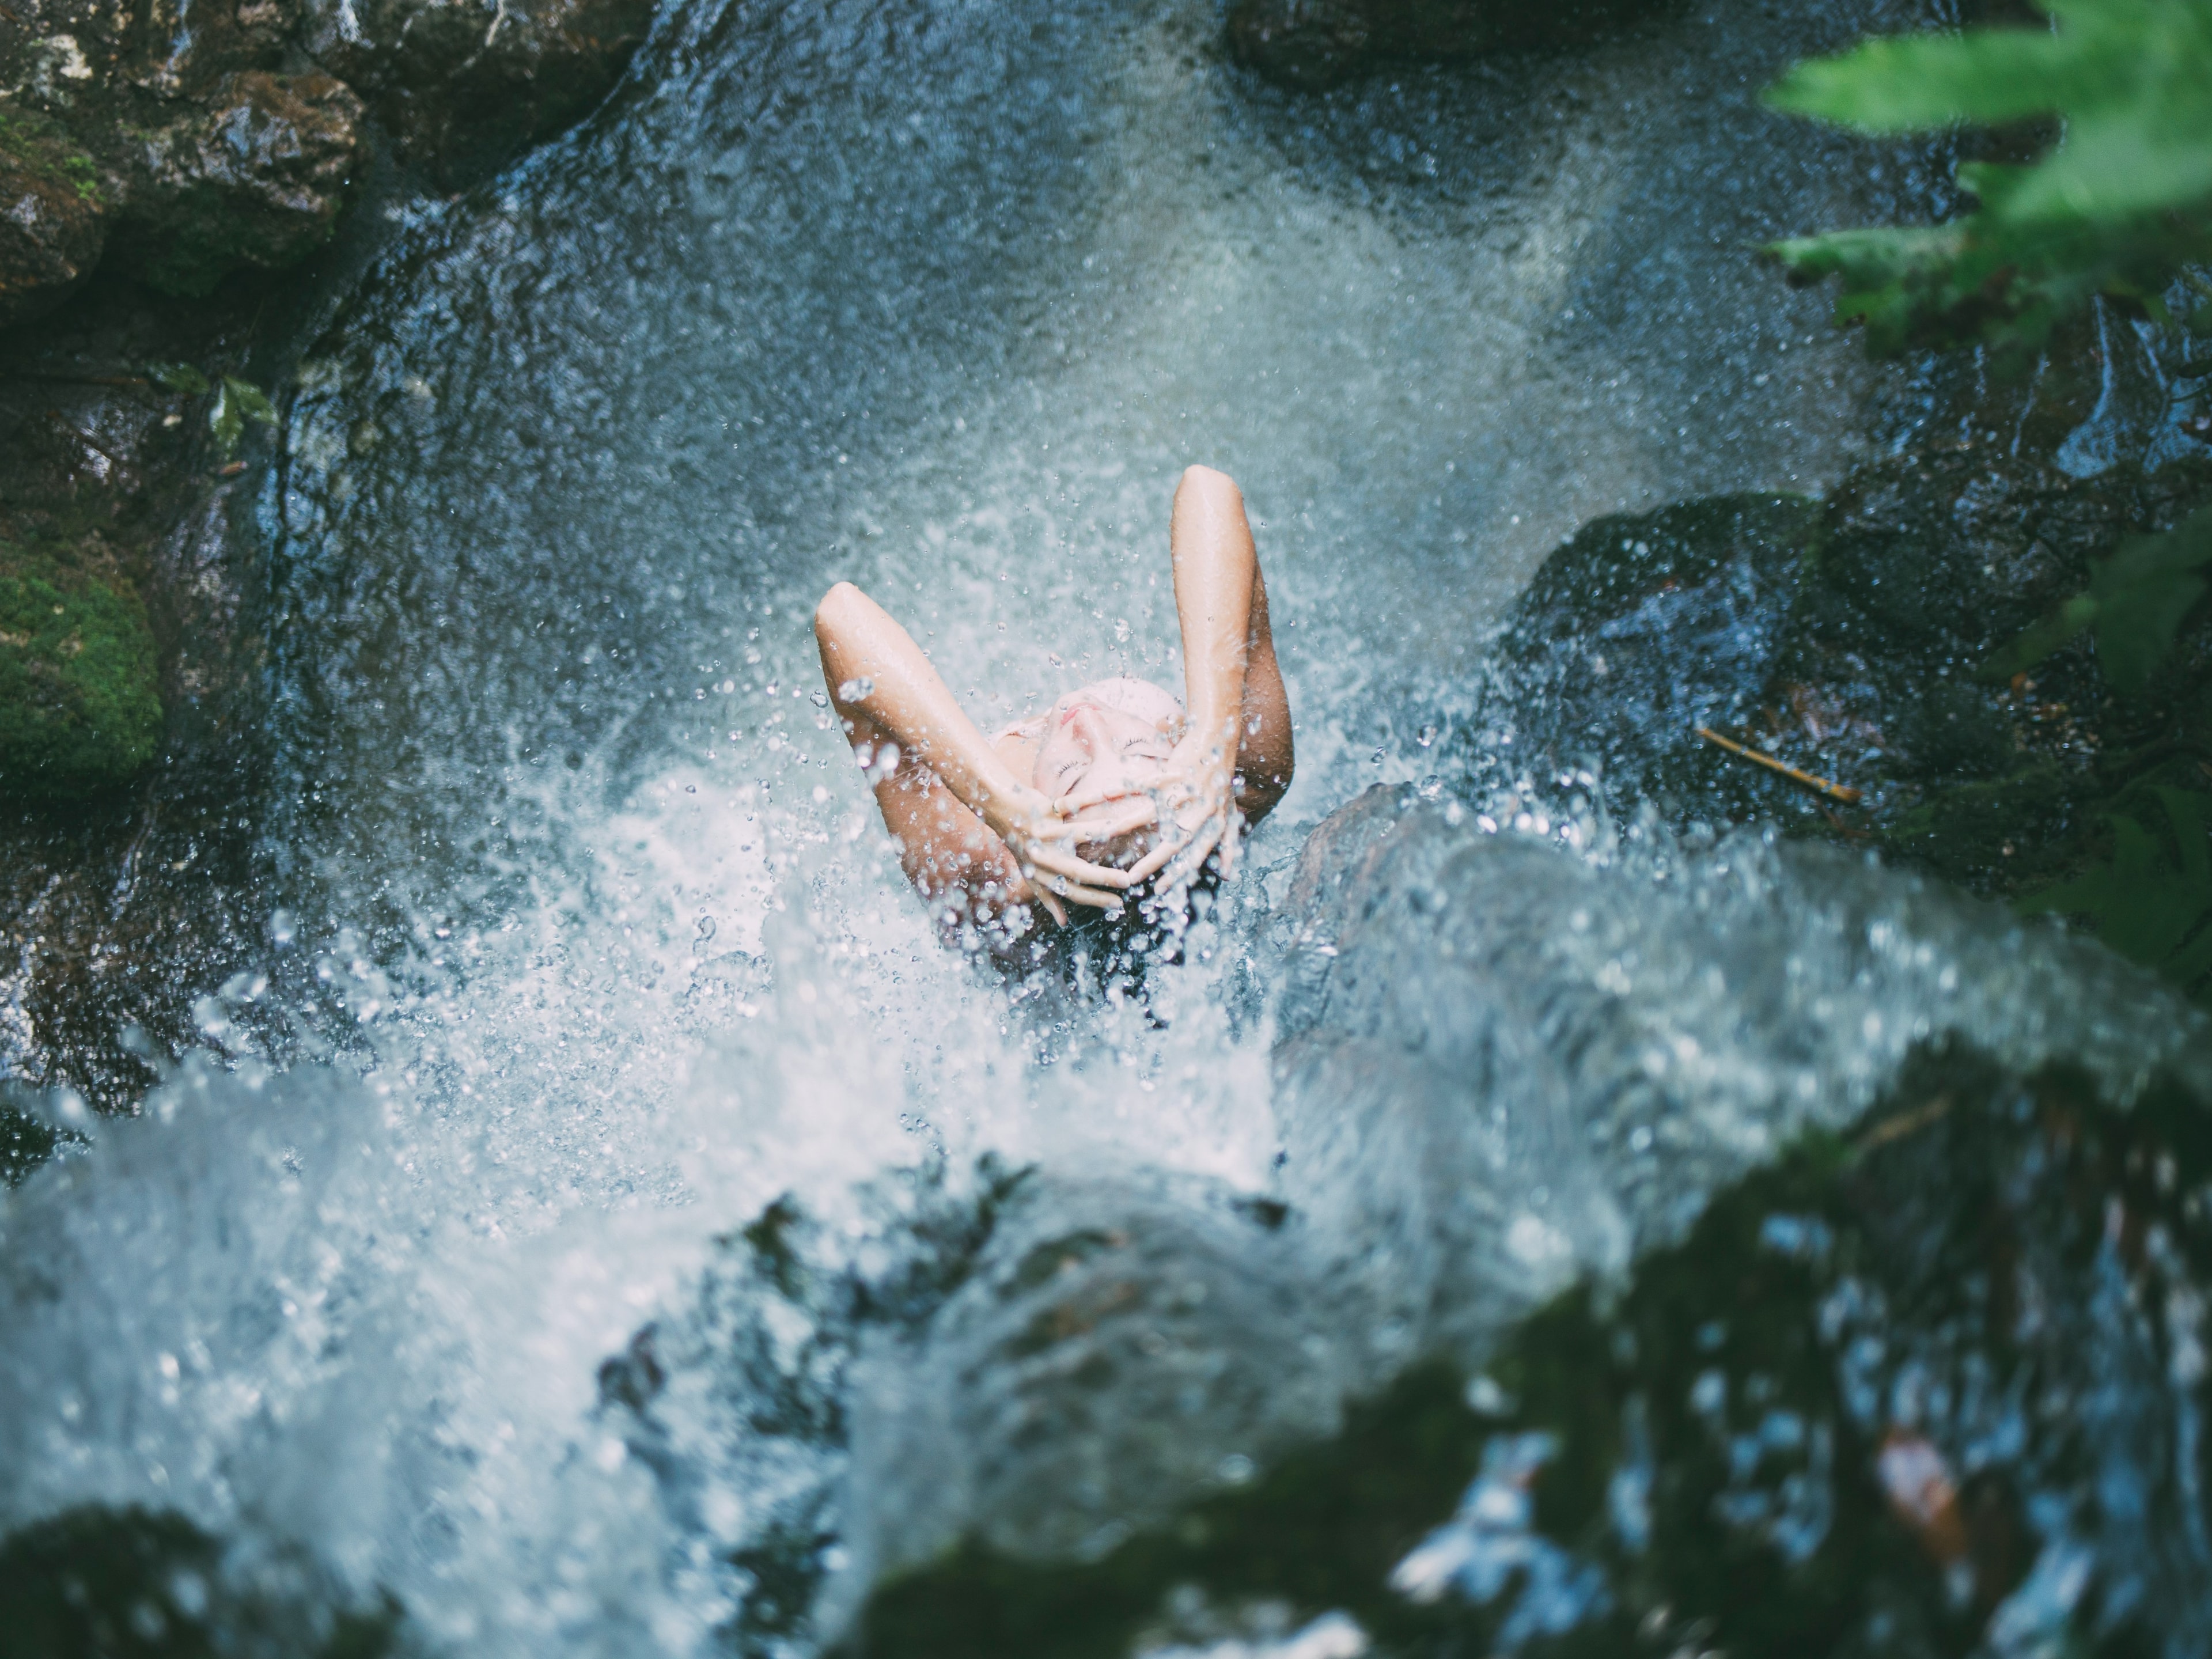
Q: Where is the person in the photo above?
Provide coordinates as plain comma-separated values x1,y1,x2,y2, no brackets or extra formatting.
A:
814,464,1293,939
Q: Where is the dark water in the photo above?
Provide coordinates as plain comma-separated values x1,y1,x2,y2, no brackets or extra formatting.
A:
2,1,2207,1654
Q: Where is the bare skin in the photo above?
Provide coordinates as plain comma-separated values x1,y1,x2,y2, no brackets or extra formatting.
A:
815,464,1293,931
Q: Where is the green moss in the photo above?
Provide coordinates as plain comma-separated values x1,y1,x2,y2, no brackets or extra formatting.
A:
0,543,163,799
0,105,105,208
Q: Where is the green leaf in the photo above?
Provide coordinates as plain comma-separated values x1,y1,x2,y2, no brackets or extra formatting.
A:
1763,28,2119,132
222,376,278,427
145,361,210,396
2095,571,2207,691
2089,507,2212,693
2018,789,2212,996
209,376,279,459
1977,592,2101,681
1762,0,2212,361
1980,507,2212,691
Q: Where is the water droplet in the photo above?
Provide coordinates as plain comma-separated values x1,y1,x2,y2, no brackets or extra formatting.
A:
1418,725,1435,747
836,677,874,700
811,690,828,707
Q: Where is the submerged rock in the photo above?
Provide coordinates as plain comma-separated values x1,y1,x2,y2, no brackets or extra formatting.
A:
0,540,162,797
1228,0,1661,89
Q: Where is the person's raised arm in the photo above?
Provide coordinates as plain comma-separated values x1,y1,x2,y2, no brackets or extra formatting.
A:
1120,465,1291,889
1170,465,1260,778
814,582,1132,916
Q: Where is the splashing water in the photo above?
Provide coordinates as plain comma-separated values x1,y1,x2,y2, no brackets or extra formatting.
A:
5,0,2202,1654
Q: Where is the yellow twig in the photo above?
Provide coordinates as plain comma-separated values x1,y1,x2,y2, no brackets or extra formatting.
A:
1694,725,1863,805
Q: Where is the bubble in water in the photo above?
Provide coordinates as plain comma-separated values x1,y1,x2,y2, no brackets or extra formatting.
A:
837,677,874,700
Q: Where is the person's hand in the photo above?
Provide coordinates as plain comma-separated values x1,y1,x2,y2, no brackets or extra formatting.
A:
983,785,1136,925
1055,723,1242,896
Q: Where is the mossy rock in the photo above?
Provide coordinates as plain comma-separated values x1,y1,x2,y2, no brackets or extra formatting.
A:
0,544,163,799
0,105,111,327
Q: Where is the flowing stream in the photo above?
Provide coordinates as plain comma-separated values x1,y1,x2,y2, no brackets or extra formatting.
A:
3,1,2207,1654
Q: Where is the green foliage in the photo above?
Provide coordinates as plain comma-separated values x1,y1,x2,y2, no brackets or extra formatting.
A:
1979,504,2212,692
2018,786,2212,997
210,375,278,457
145,361,212,396
0,545,164,798
1762,0,2212,365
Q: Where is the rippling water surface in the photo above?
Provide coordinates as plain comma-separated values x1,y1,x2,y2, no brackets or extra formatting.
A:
5,1,2205,1653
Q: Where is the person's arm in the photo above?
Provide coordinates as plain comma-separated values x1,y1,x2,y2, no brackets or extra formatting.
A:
1060,465,1291,889
814,582,1132,918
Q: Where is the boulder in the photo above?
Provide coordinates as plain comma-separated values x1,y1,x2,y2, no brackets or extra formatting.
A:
302,0,656,176
1479,445,2212,905
0,541,163,799
1229,0,1659,89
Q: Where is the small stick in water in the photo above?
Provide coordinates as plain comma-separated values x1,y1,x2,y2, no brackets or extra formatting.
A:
1694,725,1863,805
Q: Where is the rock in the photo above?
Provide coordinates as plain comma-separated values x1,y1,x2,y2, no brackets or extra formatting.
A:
0,0,365,312
0,106,111,328
103,70,365,297
1229,0,1658,89
1482,446,2212,904
302,0,656,176
0,541,163,798
0,1503,403,1657
1483,491,1816,804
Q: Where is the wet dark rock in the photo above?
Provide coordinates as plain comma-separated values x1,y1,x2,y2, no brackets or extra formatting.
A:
842,1176,1348,1592
1228,0,1660,89
848,1040,2212,1659
0,313,291,1115
0,105,111,327
0,0,366,310
0,1503,403,1658
1484,491,1816,805
1484,446,2212,907
301,0,655,177
103,70,366,297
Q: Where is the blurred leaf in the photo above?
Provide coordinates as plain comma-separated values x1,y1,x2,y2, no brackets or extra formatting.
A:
145,361,210,396
1978,507,2212,691
2020,787,2212,997
1978,592,2101,682
1762,0,2212,362
2089,507,2212,694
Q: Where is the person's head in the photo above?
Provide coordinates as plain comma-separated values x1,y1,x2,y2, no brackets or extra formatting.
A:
1031,677,1184,866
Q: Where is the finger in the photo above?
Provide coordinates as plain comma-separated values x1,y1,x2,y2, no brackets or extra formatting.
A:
1054,779,1150,813
1160,818,1227,893
1058,882,1127,914
1035,849,1141,889
1063,800,1157,843
1122,830,1189,885
1024,844,1137,889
